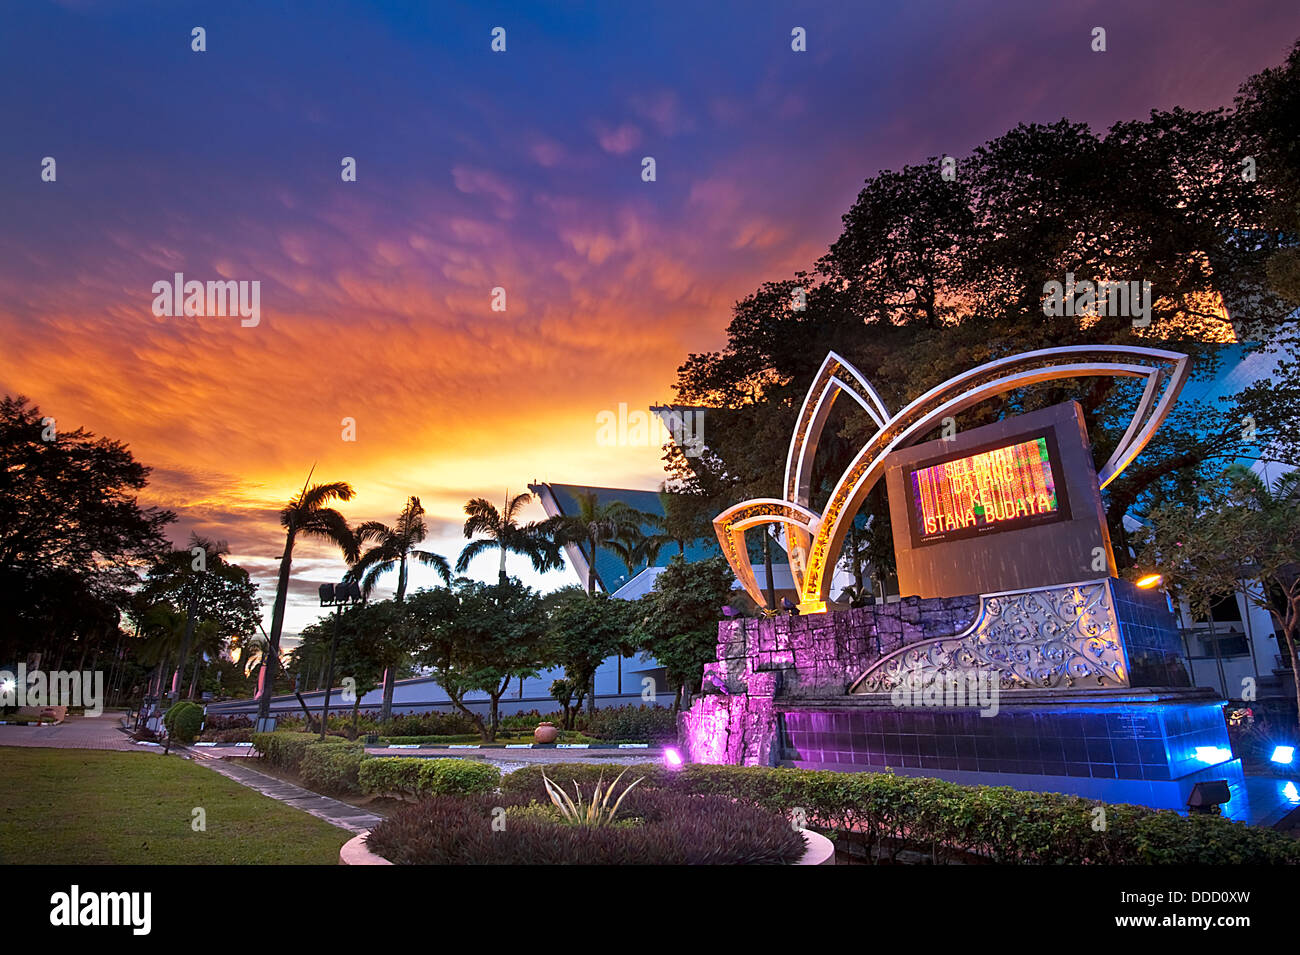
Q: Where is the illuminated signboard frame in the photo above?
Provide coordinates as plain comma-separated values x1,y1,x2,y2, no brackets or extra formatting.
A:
904,429,1073,549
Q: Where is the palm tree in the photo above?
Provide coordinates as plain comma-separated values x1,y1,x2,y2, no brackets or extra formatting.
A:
255,475,359,722
137,534,231,704
138,603,186,702
541,491,649,596
348,496,451,721
541,492,652,714
606,528,651,587
185,619,222,699
457,490,561,585
639,489,711,563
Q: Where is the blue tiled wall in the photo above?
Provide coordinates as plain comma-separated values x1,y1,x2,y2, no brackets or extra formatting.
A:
782,700,1231,785
1112,578,1192,688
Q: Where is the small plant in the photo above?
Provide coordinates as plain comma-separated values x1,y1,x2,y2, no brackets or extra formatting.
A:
540,767,644,827
163,701,203,743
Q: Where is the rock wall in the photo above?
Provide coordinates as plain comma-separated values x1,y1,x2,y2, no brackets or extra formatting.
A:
681,595,980,765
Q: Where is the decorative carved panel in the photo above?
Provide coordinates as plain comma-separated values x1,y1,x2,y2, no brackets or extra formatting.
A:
852,580,1128,692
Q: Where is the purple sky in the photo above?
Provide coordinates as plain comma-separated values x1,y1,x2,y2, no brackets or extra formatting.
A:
2,0,1296,637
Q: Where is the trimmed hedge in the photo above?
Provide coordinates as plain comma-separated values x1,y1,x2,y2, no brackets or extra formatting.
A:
275,710,477,738
498,762,1300,865
359,757,500,799
252,731,318,770
678,764,1300,865
163,702,203,744
300,740,367,795
430,759,501,795
251,731,367,795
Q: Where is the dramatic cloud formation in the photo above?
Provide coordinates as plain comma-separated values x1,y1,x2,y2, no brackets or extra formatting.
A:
2,0,1296,636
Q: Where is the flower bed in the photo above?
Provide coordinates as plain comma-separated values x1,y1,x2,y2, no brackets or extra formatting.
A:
365,789,808,865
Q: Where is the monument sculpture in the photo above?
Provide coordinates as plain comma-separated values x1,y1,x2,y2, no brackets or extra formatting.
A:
684,345,1244,812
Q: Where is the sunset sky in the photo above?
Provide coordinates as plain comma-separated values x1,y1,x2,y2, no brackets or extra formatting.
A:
3,0,1298,639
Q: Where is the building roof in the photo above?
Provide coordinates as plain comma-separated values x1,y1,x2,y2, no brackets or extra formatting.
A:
611,562,797,601
528,482,722,593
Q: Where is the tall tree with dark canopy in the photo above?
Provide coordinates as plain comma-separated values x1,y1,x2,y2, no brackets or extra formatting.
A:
408,579,548,741
669,44,1300,585
633,555,736,710
1137,466,1300,726
543,586,636,726
0,395,173,663
140,534,260,702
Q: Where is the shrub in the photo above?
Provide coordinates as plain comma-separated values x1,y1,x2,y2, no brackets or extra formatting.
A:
420,759,500,796
275,709,479,738
251,729,364,793
366,790,808,865
540,767,643,826
252,731,317,770
497,709,566,731
161,701,183,733
163,701,203,743
381,734,493,746
496,762,1300,865
673,764,1300,865
500,762,672,798
577,705,678,742
360,758,426,798
299,740,367,795
361,758,500,799
383,711,477,737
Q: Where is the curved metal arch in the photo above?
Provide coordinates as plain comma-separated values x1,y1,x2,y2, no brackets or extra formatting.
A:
712,498,821,611
778,352,890,594
715,345,1190,611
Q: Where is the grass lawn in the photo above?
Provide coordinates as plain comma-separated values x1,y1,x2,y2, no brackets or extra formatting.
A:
0,748,350,864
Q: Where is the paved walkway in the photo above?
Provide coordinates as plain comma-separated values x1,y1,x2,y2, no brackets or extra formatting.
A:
0,712,138,750
189,749,382,834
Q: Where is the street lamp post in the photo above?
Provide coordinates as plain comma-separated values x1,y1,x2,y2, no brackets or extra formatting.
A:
318,580,362,741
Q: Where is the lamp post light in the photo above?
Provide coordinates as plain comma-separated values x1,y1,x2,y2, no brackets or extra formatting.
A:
318,580,363,741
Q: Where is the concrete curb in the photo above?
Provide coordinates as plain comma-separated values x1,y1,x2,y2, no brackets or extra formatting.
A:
797,829,836,865
340,832,392,865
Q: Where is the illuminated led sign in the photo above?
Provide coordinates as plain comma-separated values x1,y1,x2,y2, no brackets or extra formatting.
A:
712,346,1190,612
906,432,1071,547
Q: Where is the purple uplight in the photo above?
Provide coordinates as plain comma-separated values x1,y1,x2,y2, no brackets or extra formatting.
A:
664,747,683,768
